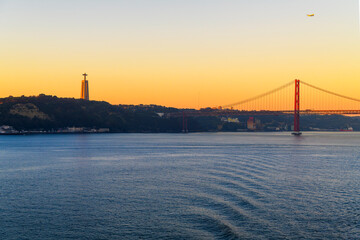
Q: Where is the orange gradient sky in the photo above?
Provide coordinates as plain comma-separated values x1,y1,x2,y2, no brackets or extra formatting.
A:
0,0,359,108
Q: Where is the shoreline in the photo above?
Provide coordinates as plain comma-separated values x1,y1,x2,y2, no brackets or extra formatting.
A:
0,130,356,136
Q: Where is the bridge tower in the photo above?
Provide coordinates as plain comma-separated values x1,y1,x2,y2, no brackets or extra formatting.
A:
293,79,301,135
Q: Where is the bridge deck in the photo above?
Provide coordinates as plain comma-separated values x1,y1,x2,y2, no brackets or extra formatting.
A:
166,110,360,118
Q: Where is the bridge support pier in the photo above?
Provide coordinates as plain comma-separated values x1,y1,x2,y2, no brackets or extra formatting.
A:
182,112,188,133
292,79,301,136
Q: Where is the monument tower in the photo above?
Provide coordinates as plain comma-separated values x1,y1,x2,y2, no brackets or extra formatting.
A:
80,73,89,100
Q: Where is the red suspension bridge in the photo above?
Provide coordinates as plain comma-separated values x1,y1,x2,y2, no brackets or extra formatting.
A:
167,79,360,134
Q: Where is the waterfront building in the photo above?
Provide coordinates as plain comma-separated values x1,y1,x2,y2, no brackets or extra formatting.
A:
247,117,255,130
0,125,18,134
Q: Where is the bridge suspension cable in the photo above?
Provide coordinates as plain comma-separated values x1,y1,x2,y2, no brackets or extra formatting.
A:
222,80,293,109
301,81,360,103
222,80,360,111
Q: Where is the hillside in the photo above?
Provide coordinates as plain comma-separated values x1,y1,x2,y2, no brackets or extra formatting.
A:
0,95,181,132
1,95,360,133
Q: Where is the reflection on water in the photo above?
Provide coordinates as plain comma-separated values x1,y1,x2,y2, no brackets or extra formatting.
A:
0,132,360,239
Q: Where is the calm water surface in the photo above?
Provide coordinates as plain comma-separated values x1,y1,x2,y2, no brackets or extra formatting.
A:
0,132,360,239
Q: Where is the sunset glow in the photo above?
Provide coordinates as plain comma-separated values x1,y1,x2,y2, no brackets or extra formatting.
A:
0,0,359,108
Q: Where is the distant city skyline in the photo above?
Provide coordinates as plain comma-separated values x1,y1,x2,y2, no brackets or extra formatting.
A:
0,0,359,108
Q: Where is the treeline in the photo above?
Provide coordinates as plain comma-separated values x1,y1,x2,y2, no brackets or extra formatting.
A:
0,95,182,132
0,95,360,132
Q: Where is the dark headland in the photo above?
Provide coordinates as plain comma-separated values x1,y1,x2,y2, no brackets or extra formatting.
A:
1,95,360,134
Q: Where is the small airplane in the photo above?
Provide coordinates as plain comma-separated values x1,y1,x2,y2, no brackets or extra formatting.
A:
307,14,315,17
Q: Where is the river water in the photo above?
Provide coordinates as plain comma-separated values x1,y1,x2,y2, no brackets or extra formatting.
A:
0,132,359,239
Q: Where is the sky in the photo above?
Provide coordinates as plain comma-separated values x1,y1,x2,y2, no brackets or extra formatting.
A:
0,0,359,108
